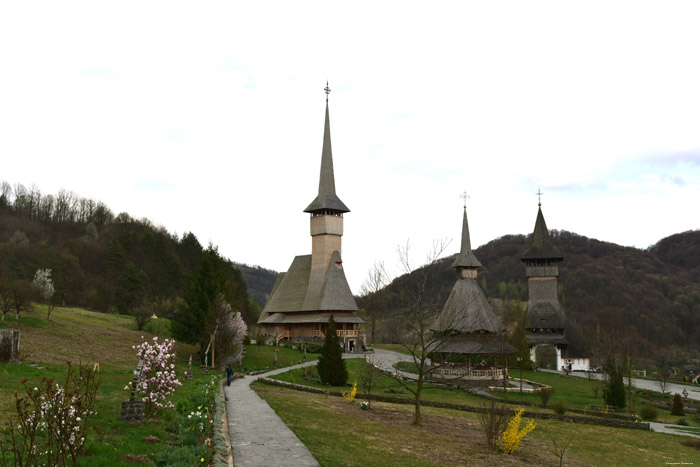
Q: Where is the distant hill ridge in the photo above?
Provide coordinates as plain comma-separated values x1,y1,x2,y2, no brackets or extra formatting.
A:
370,229,700,359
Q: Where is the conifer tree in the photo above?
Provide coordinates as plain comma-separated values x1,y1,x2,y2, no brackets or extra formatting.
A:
670,393,685,416
603,360,626,409
317,315,348,386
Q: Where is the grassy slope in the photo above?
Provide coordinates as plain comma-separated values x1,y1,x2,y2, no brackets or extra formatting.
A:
0,305,208,466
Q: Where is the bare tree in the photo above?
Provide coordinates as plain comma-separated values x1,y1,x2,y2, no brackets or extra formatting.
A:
359,261,388,345
0,281,13,321
10,280,33,320
390,239,450,425
357,356,383,409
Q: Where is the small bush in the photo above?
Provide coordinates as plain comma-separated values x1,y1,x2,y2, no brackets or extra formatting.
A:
671,393,685,416
243,335,251,345
176,398,193,414
385,387,406,394
637,404,658,421
256,335,266,346
305,344,323,354
676,418,689,426
539,387,555,406
552,399,568,415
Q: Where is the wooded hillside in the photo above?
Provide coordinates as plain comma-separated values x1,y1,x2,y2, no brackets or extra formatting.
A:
0,183,258,326
366,230,700,361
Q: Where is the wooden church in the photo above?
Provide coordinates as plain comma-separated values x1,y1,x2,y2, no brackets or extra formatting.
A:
257,85,364,352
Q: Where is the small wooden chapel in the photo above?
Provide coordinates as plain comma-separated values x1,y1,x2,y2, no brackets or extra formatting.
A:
429,200,515,384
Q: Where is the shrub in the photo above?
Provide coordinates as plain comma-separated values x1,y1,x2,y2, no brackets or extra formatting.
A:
500,408,536,454
676,418,689,426
385,388,406,394
0,363,100,466
671,393,685,416
243,335,251,346
539,387,555,406
477,399,509,451
305,344,323,354
604,363,626,409
552,399,568,415
637,404,658,421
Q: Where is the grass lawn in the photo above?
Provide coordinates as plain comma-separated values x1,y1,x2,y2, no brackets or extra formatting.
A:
254,383,700,466
269,358,485,406
240,344,320,372
0,305,223,466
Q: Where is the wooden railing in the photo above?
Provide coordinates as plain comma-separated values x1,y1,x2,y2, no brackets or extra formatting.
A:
431,367,507,380
336,329,359,337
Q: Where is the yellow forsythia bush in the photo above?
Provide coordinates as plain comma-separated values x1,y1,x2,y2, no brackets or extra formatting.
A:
343,381,357,402
500,408,536,454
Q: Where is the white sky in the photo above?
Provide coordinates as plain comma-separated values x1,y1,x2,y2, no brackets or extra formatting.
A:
1,1,699,293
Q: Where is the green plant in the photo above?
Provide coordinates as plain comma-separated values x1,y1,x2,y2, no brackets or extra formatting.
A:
676,418,689,426
603,362,626,410
316,316,348,386
385,387,407,394
539,386,555,406
671,393,685,416
0,363,101,466
552,399,568,415
637,404,658,421
500,408,536,454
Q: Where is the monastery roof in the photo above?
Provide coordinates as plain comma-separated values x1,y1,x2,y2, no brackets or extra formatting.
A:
431,278,505,334
451,207,482,269
258,252,358,320
258,313,364,325
304,101,349,213
521,206,563,261
428,334,516,354
526,332,568,346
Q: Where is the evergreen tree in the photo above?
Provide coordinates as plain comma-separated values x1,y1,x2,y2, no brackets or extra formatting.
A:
317,315,348,386
670,393,685,416
603,360,626,409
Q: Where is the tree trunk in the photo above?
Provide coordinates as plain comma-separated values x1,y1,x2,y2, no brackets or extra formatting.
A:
413,376,424,425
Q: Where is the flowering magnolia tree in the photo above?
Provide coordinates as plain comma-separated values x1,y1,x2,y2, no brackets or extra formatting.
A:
213,294,247,359
125,337,182,417
32,269,55,319
0,363,100,466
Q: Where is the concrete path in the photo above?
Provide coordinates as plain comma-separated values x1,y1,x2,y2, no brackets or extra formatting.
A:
649,422,700,439
540,368,700,402
224,354,367,466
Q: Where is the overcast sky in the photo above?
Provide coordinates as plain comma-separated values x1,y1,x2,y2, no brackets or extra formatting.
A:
2,1,699,293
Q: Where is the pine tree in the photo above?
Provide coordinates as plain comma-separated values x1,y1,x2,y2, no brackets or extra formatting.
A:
670,393,685,416
604,361,626,410
317,315,348,386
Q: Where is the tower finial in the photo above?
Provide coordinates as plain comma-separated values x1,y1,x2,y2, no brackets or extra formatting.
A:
460,191,470,209
536,188,543,207
324,81,331,103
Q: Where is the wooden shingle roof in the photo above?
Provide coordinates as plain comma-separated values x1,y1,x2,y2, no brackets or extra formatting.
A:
451,207,483,269
521,206,563,261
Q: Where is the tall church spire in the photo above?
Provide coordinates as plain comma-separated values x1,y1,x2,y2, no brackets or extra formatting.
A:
521,205,562,261
304,83,350,213
451,206,483,270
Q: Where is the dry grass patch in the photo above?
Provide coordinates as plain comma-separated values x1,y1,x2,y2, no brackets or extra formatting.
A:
254,385,592,466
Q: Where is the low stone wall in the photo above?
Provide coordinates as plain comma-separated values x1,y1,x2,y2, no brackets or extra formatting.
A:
0,329,20,363
258,377,650,431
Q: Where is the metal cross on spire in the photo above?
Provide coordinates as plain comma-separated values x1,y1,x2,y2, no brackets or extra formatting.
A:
536,188,543,207
460,191,470,209
324,81,331,103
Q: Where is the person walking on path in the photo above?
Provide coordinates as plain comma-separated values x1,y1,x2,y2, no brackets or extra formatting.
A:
225,364,233,386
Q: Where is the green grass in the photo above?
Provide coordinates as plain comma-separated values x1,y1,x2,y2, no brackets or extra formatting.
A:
268,358,484,405
0,304,222,466
254,383,700,466
240,344,320,372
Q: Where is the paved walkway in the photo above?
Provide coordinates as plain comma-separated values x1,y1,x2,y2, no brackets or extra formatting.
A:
649,422,700,439
224,354,367,466
541,369,700,402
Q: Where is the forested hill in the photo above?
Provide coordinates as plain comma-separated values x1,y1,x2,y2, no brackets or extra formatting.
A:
234,263,279,308
376,230,700,360
0,183,261,326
